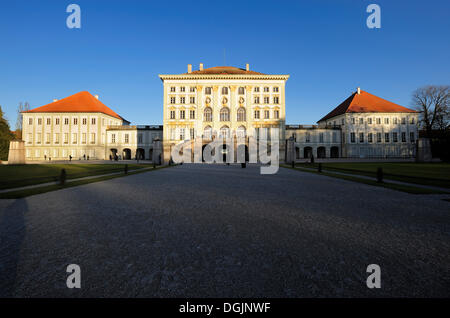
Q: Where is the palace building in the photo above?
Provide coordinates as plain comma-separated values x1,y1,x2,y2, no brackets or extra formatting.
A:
20,63,419,162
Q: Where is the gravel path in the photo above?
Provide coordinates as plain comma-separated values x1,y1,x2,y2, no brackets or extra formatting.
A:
0,164,449,297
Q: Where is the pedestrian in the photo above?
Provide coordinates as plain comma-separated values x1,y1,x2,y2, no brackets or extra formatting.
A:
83,154,86,160
44,154,47,161
69,155,72,162
109,154,112,161
87,155,89,160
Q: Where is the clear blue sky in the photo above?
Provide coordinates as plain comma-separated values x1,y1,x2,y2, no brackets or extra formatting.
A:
0,0,449,128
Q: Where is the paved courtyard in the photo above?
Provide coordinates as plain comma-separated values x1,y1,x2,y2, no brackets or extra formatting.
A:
0,164,449,297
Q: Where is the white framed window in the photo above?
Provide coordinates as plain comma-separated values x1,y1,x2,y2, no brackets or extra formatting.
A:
170,97,176,104
274,110,279,119
170,110,175,119
254,110,260,119
124,134,129,143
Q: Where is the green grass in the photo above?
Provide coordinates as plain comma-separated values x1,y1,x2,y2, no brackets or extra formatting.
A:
0,165,171,199
0,163,152,190
282,164,450,195
294,162,450,189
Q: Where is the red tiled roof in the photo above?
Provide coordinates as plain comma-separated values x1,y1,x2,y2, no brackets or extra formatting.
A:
23,91,123,120
187,66,265,75
318,89,418,122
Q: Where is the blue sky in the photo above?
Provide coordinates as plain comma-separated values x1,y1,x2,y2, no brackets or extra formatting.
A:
0,0,449,128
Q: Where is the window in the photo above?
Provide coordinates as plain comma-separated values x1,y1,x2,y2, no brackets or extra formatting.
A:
359,118,363,124
385,133,390,142
273,87,279,92
204,107,212,122
332,132,337,143
180,110,185,119
73,118,78,125
238,87,245,95
393,118,398,124
179,128,185,140
237,107,246,121
410,117,415,124
410,132,415,143
190,128,195,139
203,126,212,139
220,126,229,138
351,118,355,124
170,87,176,92
264,97,269,104
401,132,406,142
90,133,96,144
111,134,116,143
170,128,176,140
170,110,175,119
368,118,372,124
64,133,69,144
91,118,96,125
368,133,373,143
377,133,382,143
385,118,389,125
180,86,185,92
46,118,51,125
72,133,77,144
125,134,129,143
138,134,143,143
274,110,279,119
190,96,195,104
82,133,86,144
254,87,260,93
264,110,270,119
27,133,32,144
46,133,50,144
273,97,279,104
359,132,364,143
350,132,355,143
64,118,69,125
38,118,42,125
254,110,260,119
376,118,381,124
220,108,230,121
305,132,310,143
82,118,87,125
393,132,398,142
254,97,260,104
170,97,176,104
222,87,228,95
401,118,406,124
54,133,59,144
180,97,185,104
205,87,212,95
319,133,324,143
190,86,195,92
190,110,195,119
28,118,33,125
341,118,345,125
263,87,269,92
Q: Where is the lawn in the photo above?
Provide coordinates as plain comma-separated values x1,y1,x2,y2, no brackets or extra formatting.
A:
295,162,450,188
0,163,151,190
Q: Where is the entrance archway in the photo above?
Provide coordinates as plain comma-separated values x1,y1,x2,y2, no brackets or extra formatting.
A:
122,148,131,160
304,147,312,159
110,148,118,160
330,146,339,158
136,148,145,160
149,148,153,161
317,147,326,158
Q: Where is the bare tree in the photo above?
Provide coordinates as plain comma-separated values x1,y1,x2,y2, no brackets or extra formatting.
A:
15,101,30,138
412,85,449,134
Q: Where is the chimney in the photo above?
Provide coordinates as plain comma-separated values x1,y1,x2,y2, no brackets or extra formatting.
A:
95,94,99,100
357,87,361,95
187,64,192,73
199,63,204,71
246,63,249,71
53,99,58,102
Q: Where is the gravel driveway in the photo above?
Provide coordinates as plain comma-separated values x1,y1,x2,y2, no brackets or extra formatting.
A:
0,164,449,297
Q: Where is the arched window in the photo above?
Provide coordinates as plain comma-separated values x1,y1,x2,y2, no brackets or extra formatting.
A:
204,125,212,139
204,107,212,122
237,126,246,138
238,87,245,95
237,107,246,121
222,87,229,95
220,107,230,122
220,126,230,138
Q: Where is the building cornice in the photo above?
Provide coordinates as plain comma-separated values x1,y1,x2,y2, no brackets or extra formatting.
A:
159,74,290,81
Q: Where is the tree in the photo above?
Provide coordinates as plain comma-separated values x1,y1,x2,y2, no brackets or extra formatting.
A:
0,106,15,161
412,85,450,134
15,101,30,139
